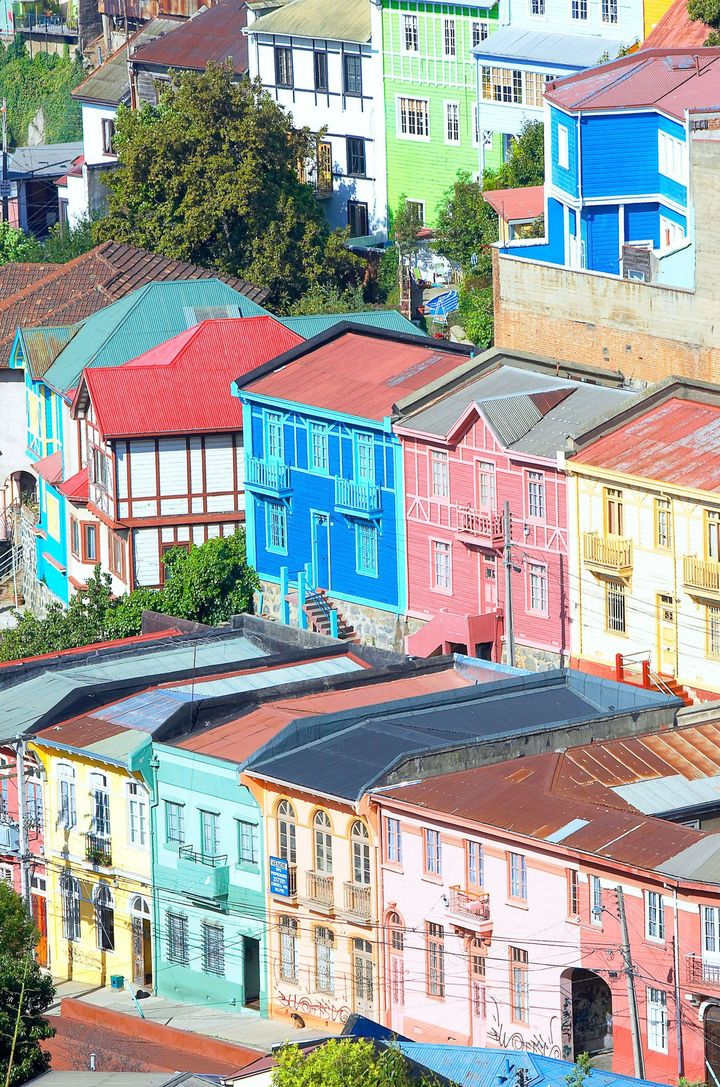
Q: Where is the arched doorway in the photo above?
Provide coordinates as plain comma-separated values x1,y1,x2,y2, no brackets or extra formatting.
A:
705,1004,720,1085
563,968,613,1058
130,895,152,988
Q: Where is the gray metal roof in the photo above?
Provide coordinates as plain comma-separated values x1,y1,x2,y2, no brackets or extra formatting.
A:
659,834,720,881
613,773,720,814
400,364,634,458
72,17,183,104
8,143,83,180
472,27,624,68
248,0,370,42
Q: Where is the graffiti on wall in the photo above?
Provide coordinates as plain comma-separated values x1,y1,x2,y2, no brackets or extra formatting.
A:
276,988,351,1023
486,997,562,1058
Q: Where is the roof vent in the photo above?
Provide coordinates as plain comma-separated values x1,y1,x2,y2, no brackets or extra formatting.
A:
667,54,696,69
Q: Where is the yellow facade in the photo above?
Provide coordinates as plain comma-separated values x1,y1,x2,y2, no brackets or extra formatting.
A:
30,740,153,988
567,458,720,699
642,0,675,39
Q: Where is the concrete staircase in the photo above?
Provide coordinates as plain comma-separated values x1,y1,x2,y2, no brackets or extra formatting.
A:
654,673,693,707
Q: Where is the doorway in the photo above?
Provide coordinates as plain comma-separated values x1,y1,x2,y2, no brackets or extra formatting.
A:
566,969,613,1057
244,937,260,1008
311,512,330,588
31,893,48,968
656,593,677,675
705,1004,720,1085
130,896,152,987
481,556,498,612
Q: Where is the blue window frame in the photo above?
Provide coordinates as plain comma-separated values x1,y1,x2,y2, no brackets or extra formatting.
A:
267,501,288,553
355,433,375,483
265,412,284,461
309,422,329,474
356,523,378,576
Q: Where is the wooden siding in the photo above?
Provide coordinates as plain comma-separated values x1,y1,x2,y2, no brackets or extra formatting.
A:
580,111,687,205
550,107,579,198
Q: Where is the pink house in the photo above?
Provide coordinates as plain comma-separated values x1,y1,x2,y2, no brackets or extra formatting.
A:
0,744,46,964
396,355,632,666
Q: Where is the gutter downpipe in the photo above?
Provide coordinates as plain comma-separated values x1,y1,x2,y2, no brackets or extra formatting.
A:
149,753,161,997
576,110,583,266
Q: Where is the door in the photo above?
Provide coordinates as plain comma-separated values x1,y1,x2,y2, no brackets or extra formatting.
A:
131,917,152,987
311,512,330,588
32,895,47,968
243,936,261,1008
706,1005,720,1087
656,593,677,676
481,556,497,612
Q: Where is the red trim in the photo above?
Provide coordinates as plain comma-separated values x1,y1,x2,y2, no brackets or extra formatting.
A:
86,500,123,531
120,511,246,528
41,552,66,573
0,629,184,669
68,576,88,591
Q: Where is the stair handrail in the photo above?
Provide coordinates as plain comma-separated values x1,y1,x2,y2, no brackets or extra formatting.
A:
302,563,339,638
646,667,678,700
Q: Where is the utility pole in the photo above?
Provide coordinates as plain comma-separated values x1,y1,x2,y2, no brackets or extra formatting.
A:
15,739,31,909
1,99,8,225
615,885,644,1079
503,499,516,667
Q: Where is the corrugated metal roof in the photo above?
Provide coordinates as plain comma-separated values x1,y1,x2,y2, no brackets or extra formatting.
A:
132,0,249,73
472,27,621,67
72,17,184,104
642,0,710,48
20,324,80,380
281,310,427,340
613,773,720,813
9,142,83,180
248,0,370,43
483,185,544,222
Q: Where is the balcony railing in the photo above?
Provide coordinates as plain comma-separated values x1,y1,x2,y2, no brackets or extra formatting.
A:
683,555,720,601
334,478,381,518
583,532,633,576
457,507,504,547
85,833,112,867
178,845,230,900
304,870,335,910
686,953,720,990
343,881,372,921
245,457,291,496
447,886,492,930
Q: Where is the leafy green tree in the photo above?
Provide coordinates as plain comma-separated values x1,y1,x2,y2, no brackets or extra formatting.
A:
0,221,42,264
94,63,363,309
391,194,424,260
688,0,720,28
0,883,37,959
458,283,494,349
565,1052,593,1087
485,119,544,191
156,531,259,627
433,172,497,279
0,39,83,146
272,1039,438,1087
289,282,367,315
0,953,55,1087
40,217,95,262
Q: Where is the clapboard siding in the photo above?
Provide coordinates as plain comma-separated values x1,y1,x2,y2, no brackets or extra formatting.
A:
134,528,161,585
581,112,687,202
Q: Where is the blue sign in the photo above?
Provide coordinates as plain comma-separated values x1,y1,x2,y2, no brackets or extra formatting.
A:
269,855,290,897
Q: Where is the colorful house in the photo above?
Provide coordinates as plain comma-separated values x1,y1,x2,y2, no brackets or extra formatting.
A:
236,325,473,649
565,379,720,702
0,744,46,964
396,351,633,665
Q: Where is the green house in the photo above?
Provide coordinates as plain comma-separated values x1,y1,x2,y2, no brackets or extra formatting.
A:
382,0,501,227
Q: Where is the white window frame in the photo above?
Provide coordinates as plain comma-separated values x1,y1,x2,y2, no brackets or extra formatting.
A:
647,988,668,1052
402,12,419,51
386,817,402,864
444,101,460,145
443,17,456,56
558,124,569,170
397,96,430,141
431,539,452,593
658,130,687,185
703,905,720,960
590,875,603,923
127,782,148,848
646,890,665,942
430,449,450,497
528,563,548,615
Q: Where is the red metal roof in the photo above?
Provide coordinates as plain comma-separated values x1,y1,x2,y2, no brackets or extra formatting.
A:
131,0,249,73
58,465,89,502
79,317,303,438
642,0,710,49
573,396,720,491
33,450,63,485
483,185,544,222
546,47,720,119
243,329,471,421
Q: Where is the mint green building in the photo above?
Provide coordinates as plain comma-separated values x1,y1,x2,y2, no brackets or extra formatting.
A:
382,0,501,227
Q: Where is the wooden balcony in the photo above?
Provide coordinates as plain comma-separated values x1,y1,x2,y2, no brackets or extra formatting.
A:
446,886,492,934
583,532,633,577
456,507,504,548
245,457,291,497
334,478,381,518
686,953,720,991
342,881,372,922
683,555,720,602
302,870,335,913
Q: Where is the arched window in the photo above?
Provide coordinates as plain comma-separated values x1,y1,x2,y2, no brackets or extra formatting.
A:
351,820,370,886
313,810,332,874
314,926,335,994
387,910,404,951
469,936,486,1018
60,872,80,942
94,882,115,952
130,895,151,918
387,911,404,1006
90,771,110,838
277,800,296,865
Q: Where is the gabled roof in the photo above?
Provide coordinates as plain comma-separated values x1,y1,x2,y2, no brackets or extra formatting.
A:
72,17,184,104
642,0,710,49
131,0,249,74
236,324,474,422
8,143,83,180
281,309,426,340
247,0,370,43
17,324,81,381
472,26,622,68
0,262,60,295
546,47,720,120
43,280,269,395
75,316,304,439
33,450,63,485
58,467,89,503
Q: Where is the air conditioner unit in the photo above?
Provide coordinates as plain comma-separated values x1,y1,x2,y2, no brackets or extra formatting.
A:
0,822,20,853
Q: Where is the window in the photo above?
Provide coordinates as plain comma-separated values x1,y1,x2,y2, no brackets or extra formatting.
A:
352,820,371,885
101,117,115,155
432,540,452,591
646,890,665,940
402,13,419,51
353,937,374,1007
510,946,529,1022
127,782,147,847
424,828,442,876
45,493,60,540
90,772,110,838
590,875,603,922
82,523,97,563
314,810,333,873
388,912,405,1004
385,817,402,864
655,498,672,549
467,841,484,888
202,922,225,976
708,607,720,661
70,518,80,558
525,71,549,109
356,523,378,577
509,853,527,900
660,215,685,249
443,18,456,55
343,54,362,96
309,422,329,473
166,910,189,964
109,531,125,580
280,916,298,982
571,0,588,17
445,102,460,144
568,870,580,917
61,872,81,941
530,0,544,13
431,450,450,498
278,800,297,864
315,926,335,993
647,988,668,1052
528,564,548,613
606,581,627,634
601,0,618,21
481,66,522,104
398,97,430,138
91,447,109,490
472,19,489,45
58,764,76,829
471,937,486,1017
703,905,720,955
274,46,293,87
558,124,569,169
267,502,287,554
355,433,375,483
265,412,284,461
707,510,720,560
94,883,114,952
478,462,496,509
200,810,219,859
605,487,624,535
527,471,545,520
238,820,259,865
658,130,686,184
26,775,43,830
314,50,328,91
346,137,367,178
348,199,369,237
165,801,184,845
426,922,445,997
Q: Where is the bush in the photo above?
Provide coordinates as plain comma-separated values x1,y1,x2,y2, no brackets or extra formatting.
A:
458,284,494,349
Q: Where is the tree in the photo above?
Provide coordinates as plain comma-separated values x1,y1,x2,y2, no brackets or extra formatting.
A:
0,883,38,959
688,0,720,32
391,195,424,260
485,119,544,191
433,172,498,279
155,531,259,627
272,1039,438,1087
94,63,363,309
565,1052,593,1087
0,953,55,1087
289,282,367,315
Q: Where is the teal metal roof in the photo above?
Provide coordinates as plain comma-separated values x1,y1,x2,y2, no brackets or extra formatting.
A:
18,324,82,381
42,280,270,394
281,310,427,340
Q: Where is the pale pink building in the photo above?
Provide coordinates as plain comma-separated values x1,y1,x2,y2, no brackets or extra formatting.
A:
396,355,632,667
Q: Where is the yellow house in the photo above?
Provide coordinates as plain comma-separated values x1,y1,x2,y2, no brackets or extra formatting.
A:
29,720,153,989
565,380,720,702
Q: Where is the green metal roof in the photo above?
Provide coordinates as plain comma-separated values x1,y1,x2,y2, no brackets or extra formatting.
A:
248,0,370,42
281,309,427,340
42,280,270,394
18,324,82,381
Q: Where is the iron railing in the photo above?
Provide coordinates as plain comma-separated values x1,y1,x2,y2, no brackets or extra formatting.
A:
448,886,491,925
85,833,112,867
687,953,720,989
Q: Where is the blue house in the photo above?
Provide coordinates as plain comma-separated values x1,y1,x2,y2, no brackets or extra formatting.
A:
501,48,720,286
234,325,472,649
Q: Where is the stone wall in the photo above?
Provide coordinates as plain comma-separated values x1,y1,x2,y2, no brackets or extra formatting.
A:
18,506,56,618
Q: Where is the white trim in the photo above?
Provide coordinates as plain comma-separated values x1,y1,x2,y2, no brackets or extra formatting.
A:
444,99,461,145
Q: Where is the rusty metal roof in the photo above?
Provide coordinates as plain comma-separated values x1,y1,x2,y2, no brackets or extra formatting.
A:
18,324,81,380
131,0,249,73
73,18,184,104
642,0,710,48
